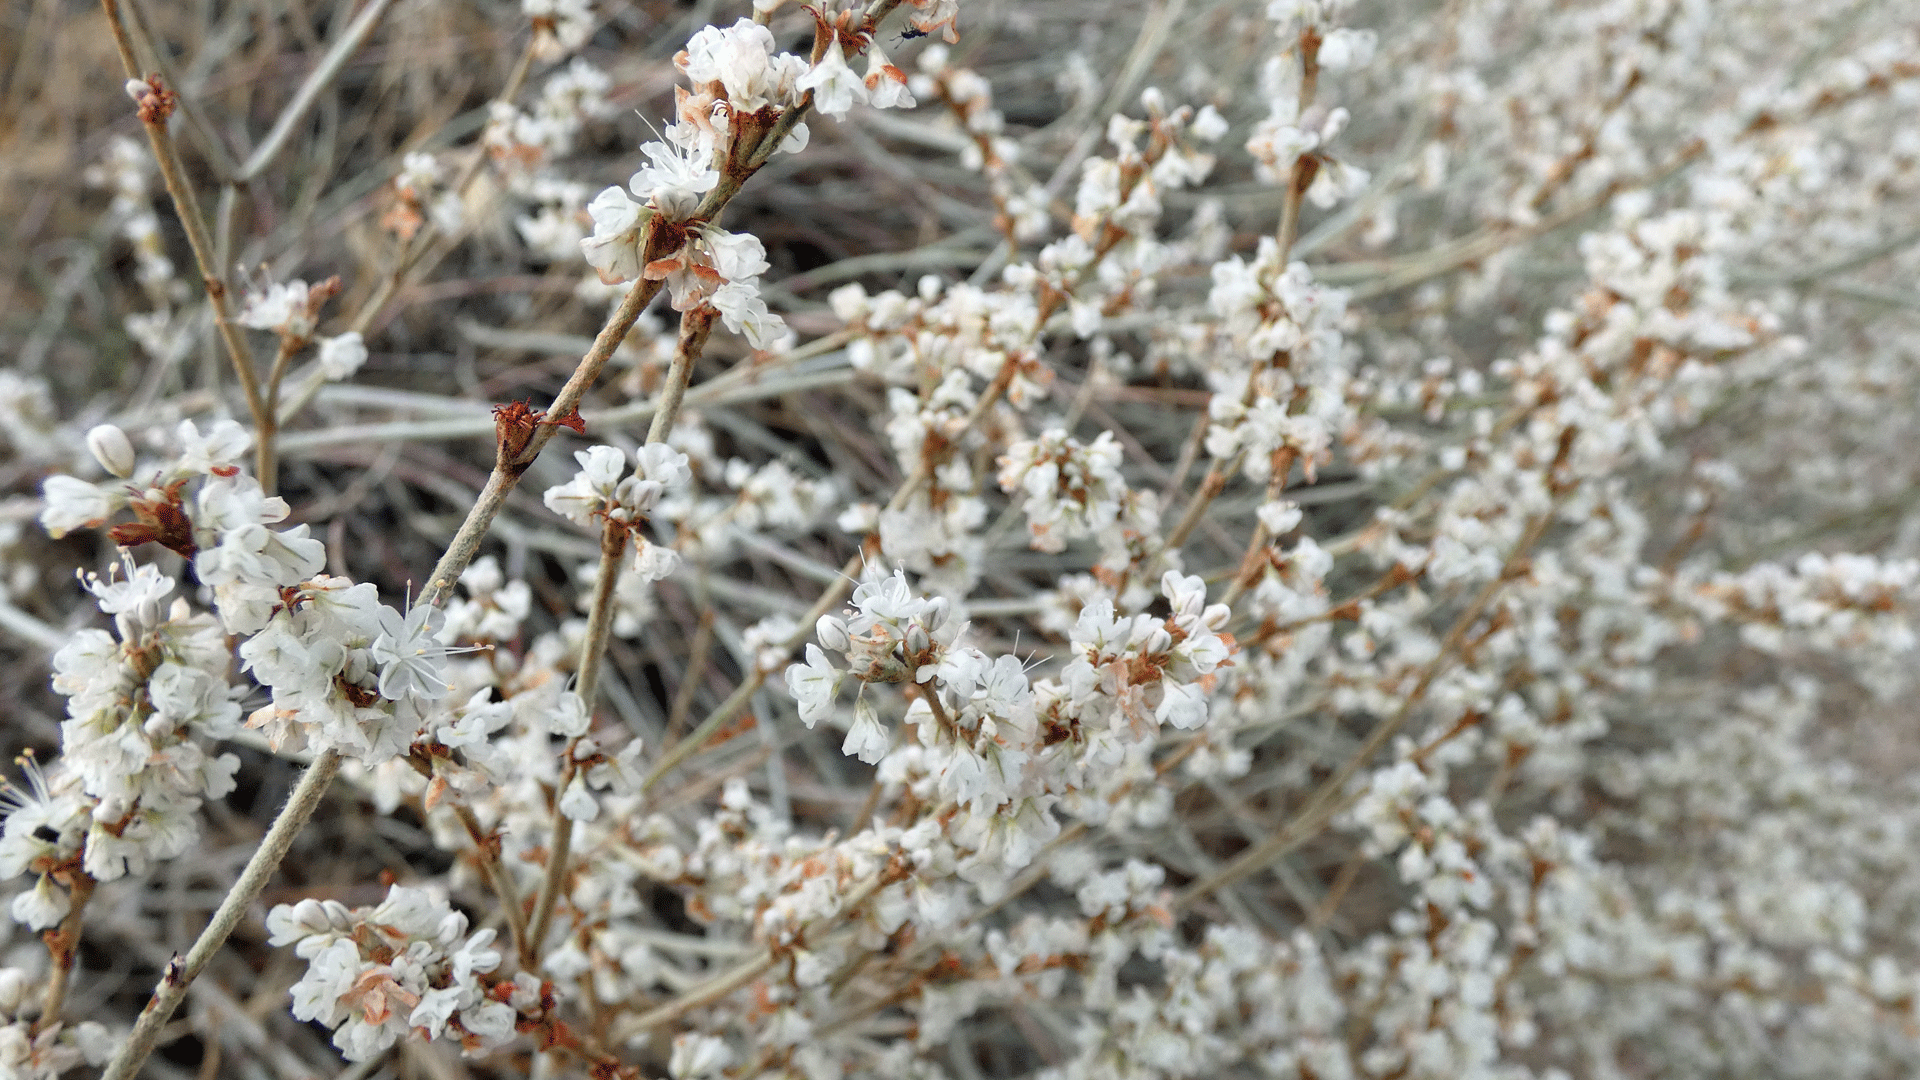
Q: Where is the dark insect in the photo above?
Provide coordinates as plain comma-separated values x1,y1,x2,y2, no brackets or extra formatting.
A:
897,26,928,42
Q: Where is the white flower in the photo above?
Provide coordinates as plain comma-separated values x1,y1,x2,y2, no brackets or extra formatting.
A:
558,776,600,821
1256,499,1303,535
711,281,787,349
524,0,593,59
632,140,719,213
786,644,842,727
550,691,592,737
239,279,314,335
680,19,788,112
842,695,890,764
1155,681,1210,730
39,475,117,537
669,1033,734,1079
266,897,339,946
581,186,648,284
396,151,441,196
579,444,627,491
459,1000,517,1050
1316,27,1377,71
317,333,369,380
451,922,503,980
370,603,452,701
408,986,464,1040
697,226,769,282
634,443,692,489
797,39,868,119
545,446,627,525
10,874,69,930
176,418,252,474
863,46,916,109
633,539,681,581
1192,104,1229,142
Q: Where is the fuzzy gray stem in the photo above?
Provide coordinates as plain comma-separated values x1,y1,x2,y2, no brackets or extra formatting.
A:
100,748,342,1080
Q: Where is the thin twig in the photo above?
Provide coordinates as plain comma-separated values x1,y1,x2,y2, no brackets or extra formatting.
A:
526,305,713,965
103,0,267,431
1174,504,1560,910
418,270,664,609
240,0,400,181
665,609,716,744
100,749,343,1080
31,871,96,1035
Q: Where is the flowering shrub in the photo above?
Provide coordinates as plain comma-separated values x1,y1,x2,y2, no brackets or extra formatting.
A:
3,0,1920,1077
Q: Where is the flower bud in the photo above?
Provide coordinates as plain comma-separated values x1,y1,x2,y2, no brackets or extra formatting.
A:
86,423,136,478
0,968,28,1012
816,614,851,652
125,78,153,102
320,898,355,930
620,477,665,515
1144,626,1173,655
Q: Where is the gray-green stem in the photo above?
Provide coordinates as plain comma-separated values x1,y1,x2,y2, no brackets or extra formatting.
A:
99,748,342,1080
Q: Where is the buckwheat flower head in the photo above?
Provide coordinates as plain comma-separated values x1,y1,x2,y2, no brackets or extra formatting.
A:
679,19,789,112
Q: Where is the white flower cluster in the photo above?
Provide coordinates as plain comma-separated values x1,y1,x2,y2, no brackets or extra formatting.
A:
1200,252,1352,482
0,969,111,1080
19,1,1920,1078
1040,571,1234,739
997,428,1140,553
485,56,617,186
240,579,457,763
268,885,522,1061
542,442,692,581
26,564,242,893
522,0,592,60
